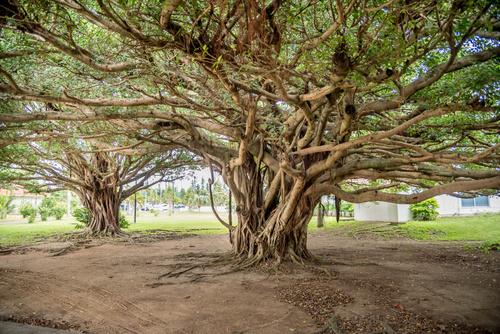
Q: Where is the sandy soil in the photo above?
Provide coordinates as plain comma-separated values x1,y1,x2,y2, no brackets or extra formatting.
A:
0,231,499,334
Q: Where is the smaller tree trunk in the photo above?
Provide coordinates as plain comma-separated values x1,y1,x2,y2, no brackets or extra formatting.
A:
317,200,324,228
80,187,121,236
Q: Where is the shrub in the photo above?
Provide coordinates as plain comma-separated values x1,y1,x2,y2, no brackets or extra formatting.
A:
38,206,51,221
341,202,354,213
51,206,66,220
410,198,439,221
72,207,90,229
20,203,37,223
72,207,129,229
0,195,14,219
28,210,37,224
38,196,58,221
19,203,35,218
119,212,130,229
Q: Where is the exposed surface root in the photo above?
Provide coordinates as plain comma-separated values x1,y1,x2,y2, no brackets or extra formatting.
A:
0,230,191,257
0,246,24,255
152,250,337,287
154,253,238,284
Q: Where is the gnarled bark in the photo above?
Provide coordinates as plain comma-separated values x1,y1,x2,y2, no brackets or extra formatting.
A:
226,155,317,265
79,186,121,236
232,200,314,265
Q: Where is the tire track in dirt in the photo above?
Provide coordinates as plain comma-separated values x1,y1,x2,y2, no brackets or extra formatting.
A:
0,268,170,333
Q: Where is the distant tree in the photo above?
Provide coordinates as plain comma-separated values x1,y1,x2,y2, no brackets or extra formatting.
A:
0,130,192,235
212,182,230,207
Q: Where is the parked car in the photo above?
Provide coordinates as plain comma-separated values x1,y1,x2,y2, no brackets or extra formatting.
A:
153,204,170,211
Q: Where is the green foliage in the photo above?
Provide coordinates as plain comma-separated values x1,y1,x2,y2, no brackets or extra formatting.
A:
19,203,34,218
341,202,354,213
119,212,130,229
72,207,90,229
38,196,64,221
0,195,14,219
27,210,36,224
19,203,37,223
38,206,51,221
52,206,66,220
410,199,439,221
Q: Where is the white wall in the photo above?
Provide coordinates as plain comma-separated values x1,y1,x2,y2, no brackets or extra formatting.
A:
354,195,500,222
435,195,500,216
354,202,409,223
354,195,500,223
435,195,460,216
10,196,43,214
397,204,412,222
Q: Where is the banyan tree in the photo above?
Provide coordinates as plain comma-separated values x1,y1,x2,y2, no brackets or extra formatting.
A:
0,121,192,235
0,0,499,262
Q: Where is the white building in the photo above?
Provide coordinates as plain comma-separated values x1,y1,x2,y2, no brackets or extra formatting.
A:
0,188,44,215
354,195,500,223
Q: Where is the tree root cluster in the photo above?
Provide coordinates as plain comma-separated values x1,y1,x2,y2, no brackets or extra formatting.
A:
150,250,337,287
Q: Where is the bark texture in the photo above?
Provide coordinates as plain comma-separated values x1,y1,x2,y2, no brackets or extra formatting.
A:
68,152,123,236
226,155,316,264
80,187,121,236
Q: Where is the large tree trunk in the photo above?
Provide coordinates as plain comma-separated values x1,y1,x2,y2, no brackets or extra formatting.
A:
80,186,121,236
232,200,314,264
226,156,317,265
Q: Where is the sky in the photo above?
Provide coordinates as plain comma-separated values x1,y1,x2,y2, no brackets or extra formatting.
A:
155,168,224,190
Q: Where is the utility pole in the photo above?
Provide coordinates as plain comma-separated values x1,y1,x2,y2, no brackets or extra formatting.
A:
133,193,137,224
169,181,174,216
66,190,71,218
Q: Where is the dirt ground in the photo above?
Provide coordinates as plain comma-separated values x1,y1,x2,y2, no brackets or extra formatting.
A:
0,231,499,334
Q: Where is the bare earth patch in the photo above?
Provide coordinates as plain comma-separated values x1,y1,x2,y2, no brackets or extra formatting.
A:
0,232,499,333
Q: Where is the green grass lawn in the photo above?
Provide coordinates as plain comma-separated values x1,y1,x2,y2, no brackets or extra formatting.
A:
0,213,227,247
1,212,499,248
397,214,500,244
124,213,227,234
316,213,500,249
0,219,76,247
